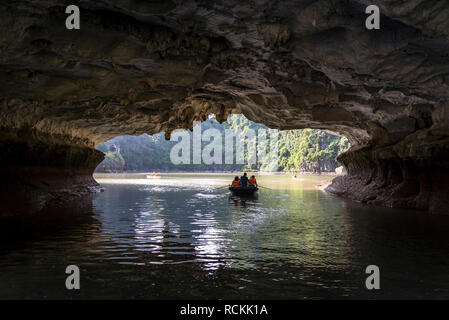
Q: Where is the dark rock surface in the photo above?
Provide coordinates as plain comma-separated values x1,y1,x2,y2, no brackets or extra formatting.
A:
0,1,448,214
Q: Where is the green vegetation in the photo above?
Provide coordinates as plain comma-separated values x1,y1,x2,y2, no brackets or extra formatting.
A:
278,129,350,172
95,114,349,173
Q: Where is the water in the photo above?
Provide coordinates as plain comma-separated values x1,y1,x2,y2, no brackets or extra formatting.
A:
1,173,449,299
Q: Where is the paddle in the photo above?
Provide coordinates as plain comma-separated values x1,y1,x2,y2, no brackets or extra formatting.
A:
216,185,230,189
258,185,273,190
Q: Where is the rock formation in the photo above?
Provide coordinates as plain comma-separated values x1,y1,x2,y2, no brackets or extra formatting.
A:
1,0,449,214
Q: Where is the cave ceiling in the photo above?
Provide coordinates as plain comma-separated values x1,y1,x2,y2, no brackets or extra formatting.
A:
0,0,448,148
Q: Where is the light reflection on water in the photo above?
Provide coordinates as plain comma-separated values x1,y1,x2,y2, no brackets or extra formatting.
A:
1,173,449,299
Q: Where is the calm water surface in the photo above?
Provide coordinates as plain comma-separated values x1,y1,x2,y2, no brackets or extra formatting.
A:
1,173,449,299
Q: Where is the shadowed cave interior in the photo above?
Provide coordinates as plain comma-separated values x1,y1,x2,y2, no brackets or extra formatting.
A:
1,0,449,216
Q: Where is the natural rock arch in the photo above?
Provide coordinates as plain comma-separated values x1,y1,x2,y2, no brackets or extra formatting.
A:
1,0,449,215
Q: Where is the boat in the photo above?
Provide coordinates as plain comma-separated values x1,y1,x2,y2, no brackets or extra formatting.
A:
146,174,161,179
229,185,258,196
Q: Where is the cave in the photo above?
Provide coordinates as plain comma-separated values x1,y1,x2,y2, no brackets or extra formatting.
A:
1,0,449,217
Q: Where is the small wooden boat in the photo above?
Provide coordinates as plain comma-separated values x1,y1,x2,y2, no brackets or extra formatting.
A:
229,185,258,196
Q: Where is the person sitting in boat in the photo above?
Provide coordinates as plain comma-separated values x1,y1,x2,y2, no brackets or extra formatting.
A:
249,175,257,187
231,176,240,187
240,172,249,187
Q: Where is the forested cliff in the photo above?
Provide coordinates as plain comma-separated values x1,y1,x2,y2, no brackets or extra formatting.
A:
95,115,349,173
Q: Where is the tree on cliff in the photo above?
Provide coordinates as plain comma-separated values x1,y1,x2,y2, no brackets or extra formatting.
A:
95,114,349,173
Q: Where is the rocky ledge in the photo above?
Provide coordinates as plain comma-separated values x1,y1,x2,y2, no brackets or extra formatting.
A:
1,1,449,214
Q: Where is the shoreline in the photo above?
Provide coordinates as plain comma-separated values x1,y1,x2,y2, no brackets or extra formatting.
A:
315,180,334,191
94,171,338,176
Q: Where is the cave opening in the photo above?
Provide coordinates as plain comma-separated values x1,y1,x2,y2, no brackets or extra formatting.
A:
93,113,350,175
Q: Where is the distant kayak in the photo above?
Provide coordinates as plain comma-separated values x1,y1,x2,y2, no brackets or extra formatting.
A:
146,174,161,179
229,186,258,196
